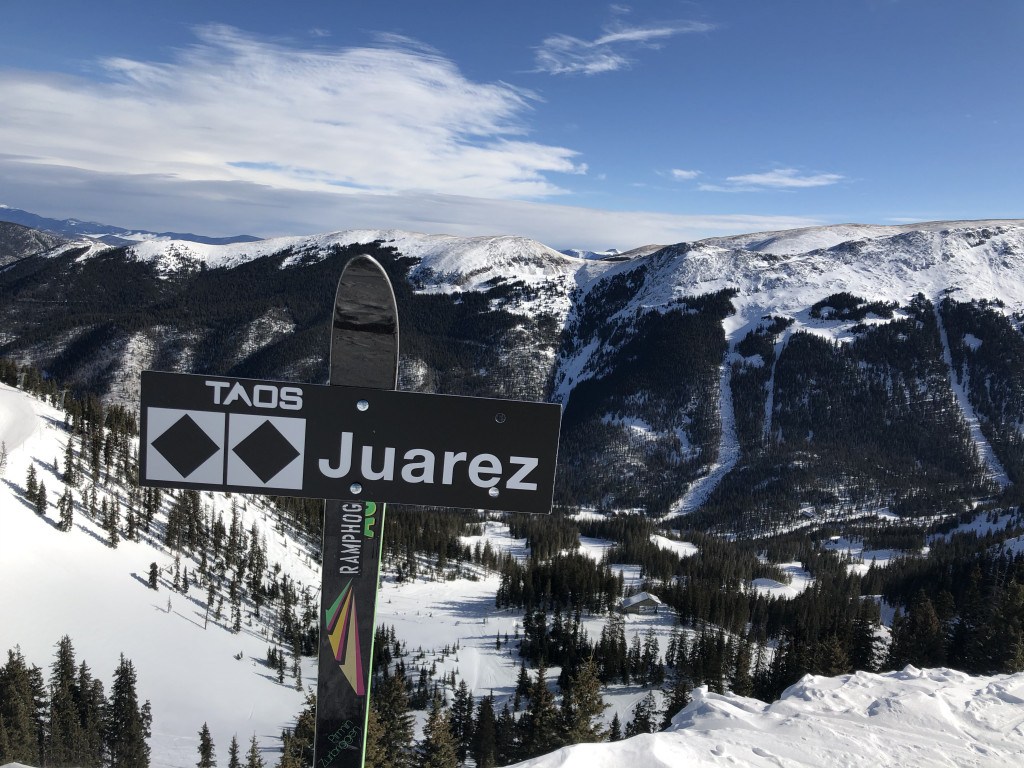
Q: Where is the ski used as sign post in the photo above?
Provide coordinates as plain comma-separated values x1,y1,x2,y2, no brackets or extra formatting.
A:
313,254,399,767
135,251,563,767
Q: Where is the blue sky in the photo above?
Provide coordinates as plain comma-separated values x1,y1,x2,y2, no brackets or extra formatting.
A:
1,1,1021,249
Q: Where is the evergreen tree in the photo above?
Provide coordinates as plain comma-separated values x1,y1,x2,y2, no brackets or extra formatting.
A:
0,648,42,765
419,693,457,768
472,693,497,768
227,735,241,768
661,673,691,730
36,480,48,516
105,654,151,768
26,463,38,504
494,701,518,766
63,437,78,487
47,636,85,766
730,639,754,697
371,673,414,767
560,656,607,744
520,662,562,759
148,563,160,591
450,678,474,762
625,691,658,737
888,590,945,669
197,722,216,767
277,691,315,767
363,707,388,768
608,713,622,742
850,603,881,673
76,661,106,767
58,488,74,532
244,734,265,768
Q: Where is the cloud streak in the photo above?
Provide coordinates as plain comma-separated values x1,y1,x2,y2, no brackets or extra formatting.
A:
0,26,584,200
535,21,714,76
700,168,845,192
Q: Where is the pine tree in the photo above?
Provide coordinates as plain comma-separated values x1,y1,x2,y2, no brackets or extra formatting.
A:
26,463,38,503
149,563,160,591
105,654,151,767
278,691,315,767
419,693,457,768
888,590,945,669
77,661,106,767
450,678,474,762
197,722,216,767
364,707,388,768
661,672,691,730
36,480,48,516
0,647,42,765
47,635,85,766
63,437,78,487
520,662,562,758
244,734,265,768
730,639,754,697
372,672,414,767
58,488,74,532
625,691,658,737
608,712,622,742
495,701,518,765
227,735,241,768
560,656,607,744
472,693,497,768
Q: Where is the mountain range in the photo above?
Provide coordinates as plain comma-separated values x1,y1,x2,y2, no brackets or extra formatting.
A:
2,211,1023,533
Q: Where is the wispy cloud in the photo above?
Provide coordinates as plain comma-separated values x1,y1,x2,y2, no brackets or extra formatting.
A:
0,25,584,200
535,20,714,76
670,168,701,181
700,168,845,192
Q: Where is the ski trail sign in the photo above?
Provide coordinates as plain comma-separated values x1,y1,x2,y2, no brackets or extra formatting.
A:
138,253,561,768
138,372,560,513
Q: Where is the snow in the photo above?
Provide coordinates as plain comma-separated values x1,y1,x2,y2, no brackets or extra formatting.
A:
750,562,814,599
518,667,1024,767
934,298,1011,489
824,537,906,575
0,385,318,767
649,535,698,559
662,359,739,520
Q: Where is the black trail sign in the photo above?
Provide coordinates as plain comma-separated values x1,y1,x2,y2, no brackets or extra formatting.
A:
138,254,561,768
139,371,560,514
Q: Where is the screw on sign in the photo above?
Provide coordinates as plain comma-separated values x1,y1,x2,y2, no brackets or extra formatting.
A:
137,254,561,768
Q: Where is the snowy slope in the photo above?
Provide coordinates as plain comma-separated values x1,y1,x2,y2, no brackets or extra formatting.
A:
517,667,1024,768
0,384,319,767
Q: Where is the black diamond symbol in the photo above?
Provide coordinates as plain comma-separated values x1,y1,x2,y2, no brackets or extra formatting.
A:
152,414,220,478
232,420,300,483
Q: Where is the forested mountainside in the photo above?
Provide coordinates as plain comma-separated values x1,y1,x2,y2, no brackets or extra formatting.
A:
2,220,1024,531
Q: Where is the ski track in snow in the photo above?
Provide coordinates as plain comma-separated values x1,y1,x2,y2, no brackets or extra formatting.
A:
662,358,739,521
933,292,1011,489
762,327,791,444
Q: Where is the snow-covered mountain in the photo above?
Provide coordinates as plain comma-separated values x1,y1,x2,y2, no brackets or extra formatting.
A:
0,205,259,247
3,217,1024,528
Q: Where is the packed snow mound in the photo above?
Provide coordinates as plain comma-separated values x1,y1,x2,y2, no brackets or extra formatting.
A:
517,667,1024,767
